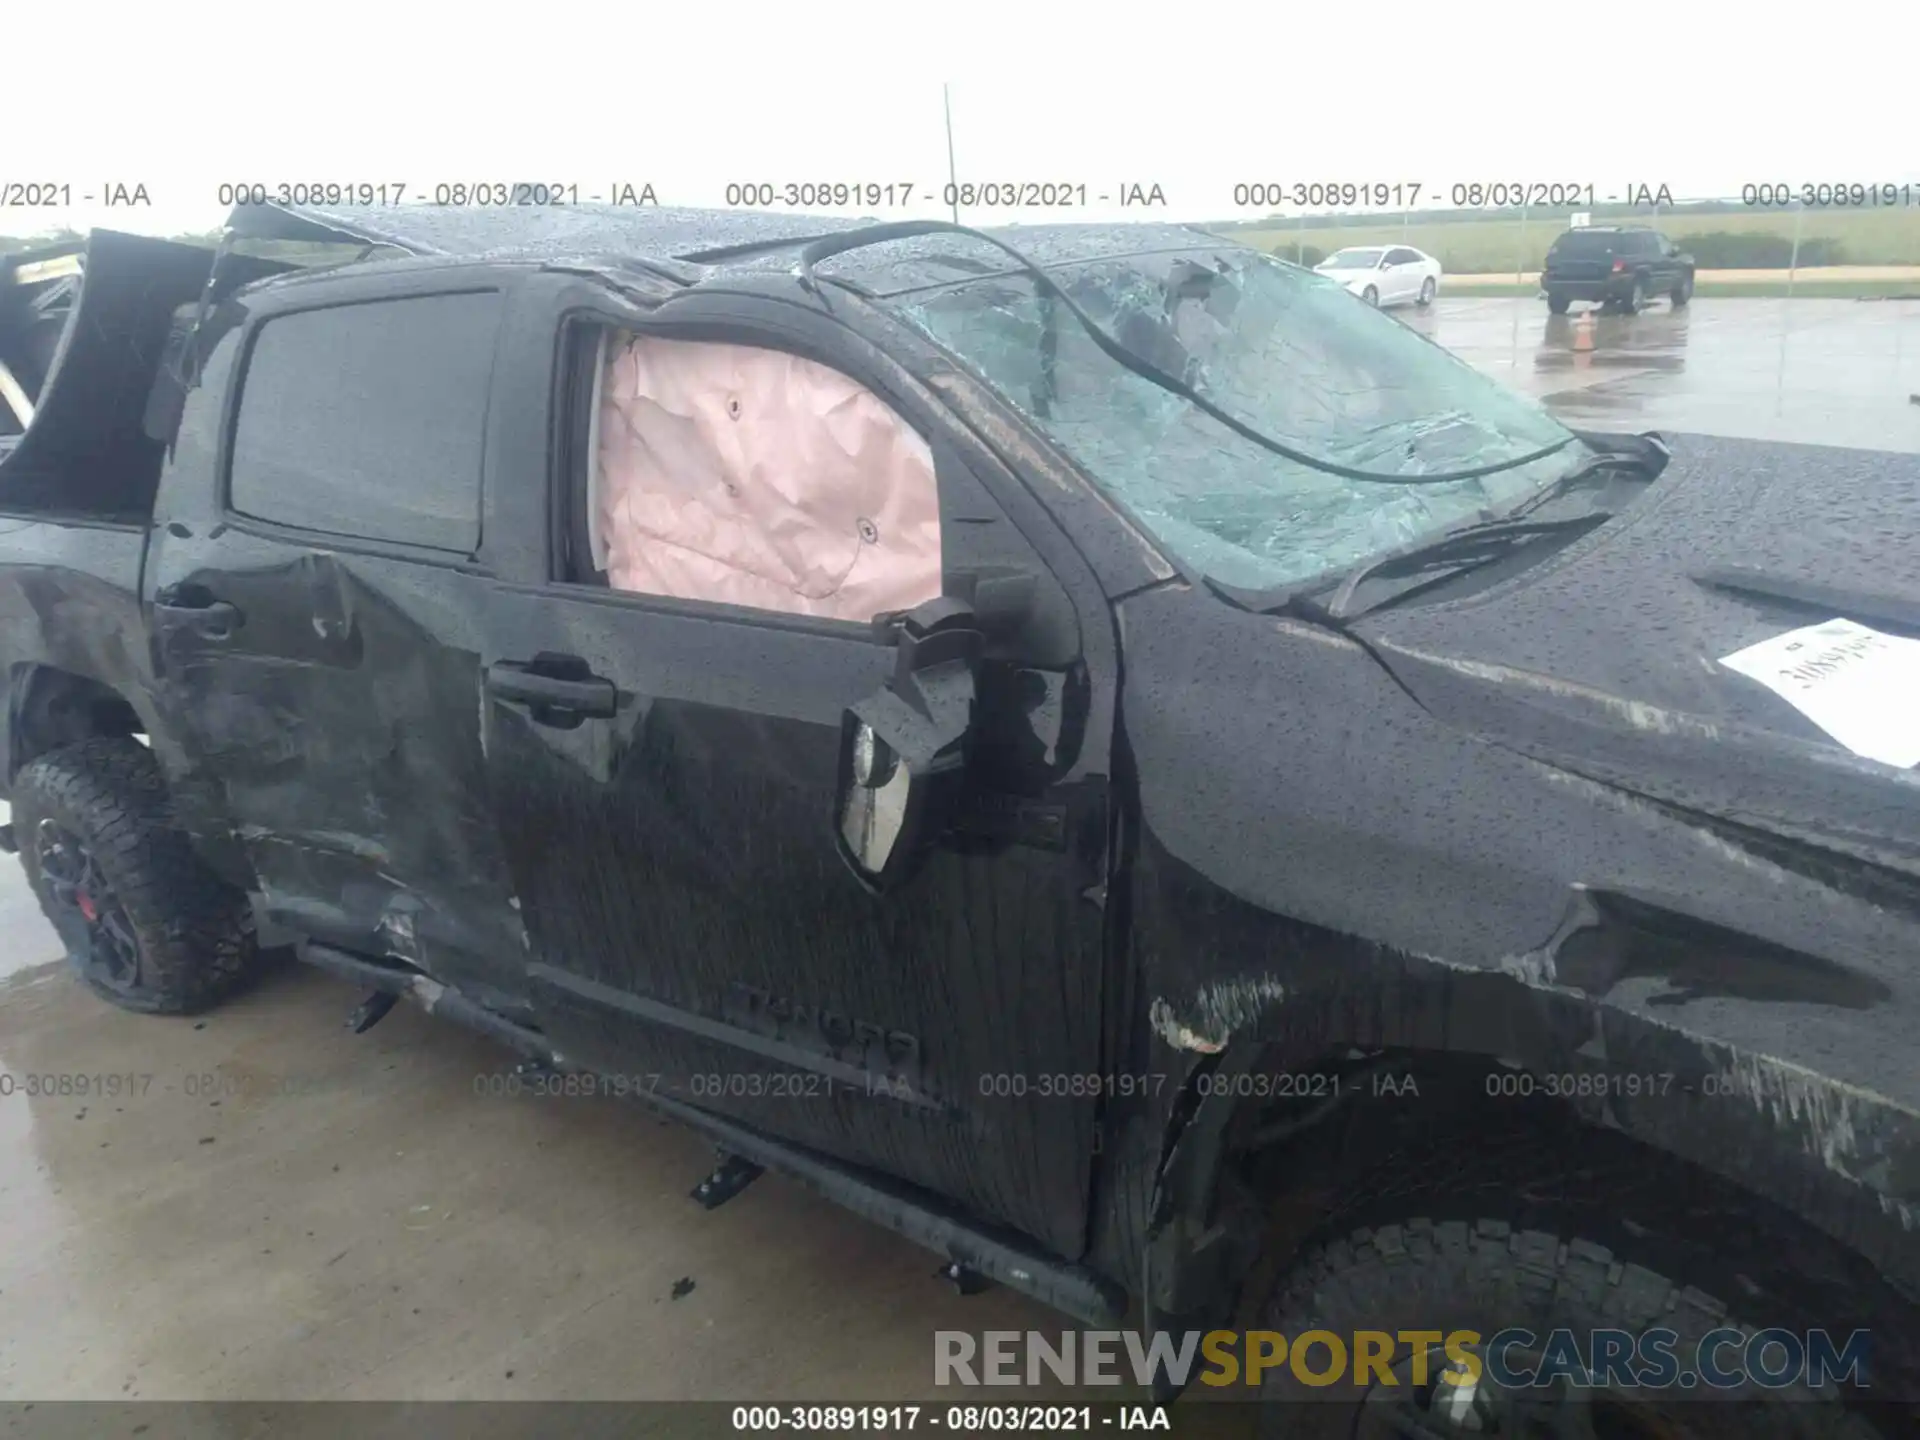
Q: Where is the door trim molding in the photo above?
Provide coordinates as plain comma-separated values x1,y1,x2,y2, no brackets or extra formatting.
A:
528,962,949,1113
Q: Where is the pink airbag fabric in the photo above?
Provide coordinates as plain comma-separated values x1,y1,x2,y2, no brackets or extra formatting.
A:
596,335,943,621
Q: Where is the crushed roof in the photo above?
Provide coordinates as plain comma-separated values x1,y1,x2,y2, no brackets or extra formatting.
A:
240,202,1243,295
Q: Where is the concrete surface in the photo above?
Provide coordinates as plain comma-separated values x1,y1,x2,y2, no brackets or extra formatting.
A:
0,804,59,983
0,959,1055,1401
1,293,1915,1404
1405,295,1920,454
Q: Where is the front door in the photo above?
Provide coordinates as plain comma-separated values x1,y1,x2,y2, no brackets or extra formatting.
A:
476,283,1115,1257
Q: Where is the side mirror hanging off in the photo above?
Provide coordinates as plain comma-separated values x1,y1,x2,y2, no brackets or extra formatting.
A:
834,596,983,892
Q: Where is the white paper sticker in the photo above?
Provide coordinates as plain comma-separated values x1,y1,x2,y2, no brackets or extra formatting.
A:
1718,618,1920,769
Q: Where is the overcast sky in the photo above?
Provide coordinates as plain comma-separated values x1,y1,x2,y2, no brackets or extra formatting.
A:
10,2,1917,239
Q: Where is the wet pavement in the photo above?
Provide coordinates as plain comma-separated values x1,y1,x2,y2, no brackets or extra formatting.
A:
0,959,1055,1402
0,806,57,983
2,295,1917,1405
1409,295,1920,454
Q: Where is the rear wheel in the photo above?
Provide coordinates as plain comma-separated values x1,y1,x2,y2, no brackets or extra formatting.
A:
14,737,258,1013
1621,276,1646,314
1547,291,1571,314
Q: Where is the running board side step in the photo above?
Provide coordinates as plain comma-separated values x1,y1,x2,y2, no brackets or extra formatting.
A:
297,940,1126,1326
642,1088,1126,1326
346,989,399,1033
299,942,551,1062
692,1151,764,1210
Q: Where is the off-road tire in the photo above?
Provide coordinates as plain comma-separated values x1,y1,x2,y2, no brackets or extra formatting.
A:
14,737,257,1014
1547,291,1571,314
1256,1115,1912,1437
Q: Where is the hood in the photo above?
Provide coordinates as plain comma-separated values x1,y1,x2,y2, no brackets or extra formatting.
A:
1353,432,1920,878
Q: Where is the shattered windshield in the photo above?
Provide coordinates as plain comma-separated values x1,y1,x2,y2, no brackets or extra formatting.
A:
895,246,1591,592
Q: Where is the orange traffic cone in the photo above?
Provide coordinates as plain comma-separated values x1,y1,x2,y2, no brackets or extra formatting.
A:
1571,310,1596,352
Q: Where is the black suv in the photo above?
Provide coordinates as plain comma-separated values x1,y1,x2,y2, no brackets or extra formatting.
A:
1542,225,1694,314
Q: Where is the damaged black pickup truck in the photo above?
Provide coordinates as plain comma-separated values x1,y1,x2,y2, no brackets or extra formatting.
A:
2,204,1916,1434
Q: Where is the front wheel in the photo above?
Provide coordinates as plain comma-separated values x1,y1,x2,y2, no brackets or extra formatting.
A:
1417,277,1436,307
1673,273,1694,307
1255,1118,1910,1437
1361,285,1379,307
14,737,259,1013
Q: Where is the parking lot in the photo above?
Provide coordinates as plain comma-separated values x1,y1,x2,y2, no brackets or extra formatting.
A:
1,293,1916,1407
1408,294,1920,454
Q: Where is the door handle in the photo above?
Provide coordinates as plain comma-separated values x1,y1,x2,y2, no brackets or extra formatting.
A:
153,598,244,640
487,658,617,719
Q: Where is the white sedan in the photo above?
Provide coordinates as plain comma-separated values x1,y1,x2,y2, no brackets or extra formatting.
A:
1313,245,1442,309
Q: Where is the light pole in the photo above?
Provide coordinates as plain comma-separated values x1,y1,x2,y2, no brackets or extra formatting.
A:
943,85,959,224
1787,197,1804,300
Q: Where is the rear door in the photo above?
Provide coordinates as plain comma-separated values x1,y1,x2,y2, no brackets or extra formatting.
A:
1384,247,1423,302
144,268,530,1012
1631,231,1664,288
1621,231,1650,286
1651,232,1681,288
474,276,1116,1257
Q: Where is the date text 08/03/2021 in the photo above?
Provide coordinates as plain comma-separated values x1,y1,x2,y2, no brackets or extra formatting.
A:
729,1405,1171,1432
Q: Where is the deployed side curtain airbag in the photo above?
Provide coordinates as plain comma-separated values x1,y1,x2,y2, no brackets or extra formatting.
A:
596,334,942,621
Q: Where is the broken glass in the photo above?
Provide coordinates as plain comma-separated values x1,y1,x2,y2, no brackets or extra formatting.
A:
898,249,1592,592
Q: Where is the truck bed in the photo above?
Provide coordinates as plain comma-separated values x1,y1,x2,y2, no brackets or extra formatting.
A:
0,232,220,525
0,514,146,589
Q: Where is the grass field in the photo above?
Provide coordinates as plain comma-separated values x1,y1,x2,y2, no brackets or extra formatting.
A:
1233,207,1920,273
1441,278,1920,299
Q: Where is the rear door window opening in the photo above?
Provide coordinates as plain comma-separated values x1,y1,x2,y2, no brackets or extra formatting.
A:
227,292,501,552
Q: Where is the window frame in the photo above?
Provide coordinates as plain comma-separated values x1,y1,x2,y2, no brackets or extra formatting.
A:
219,278,506,564
470,273,1087,667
